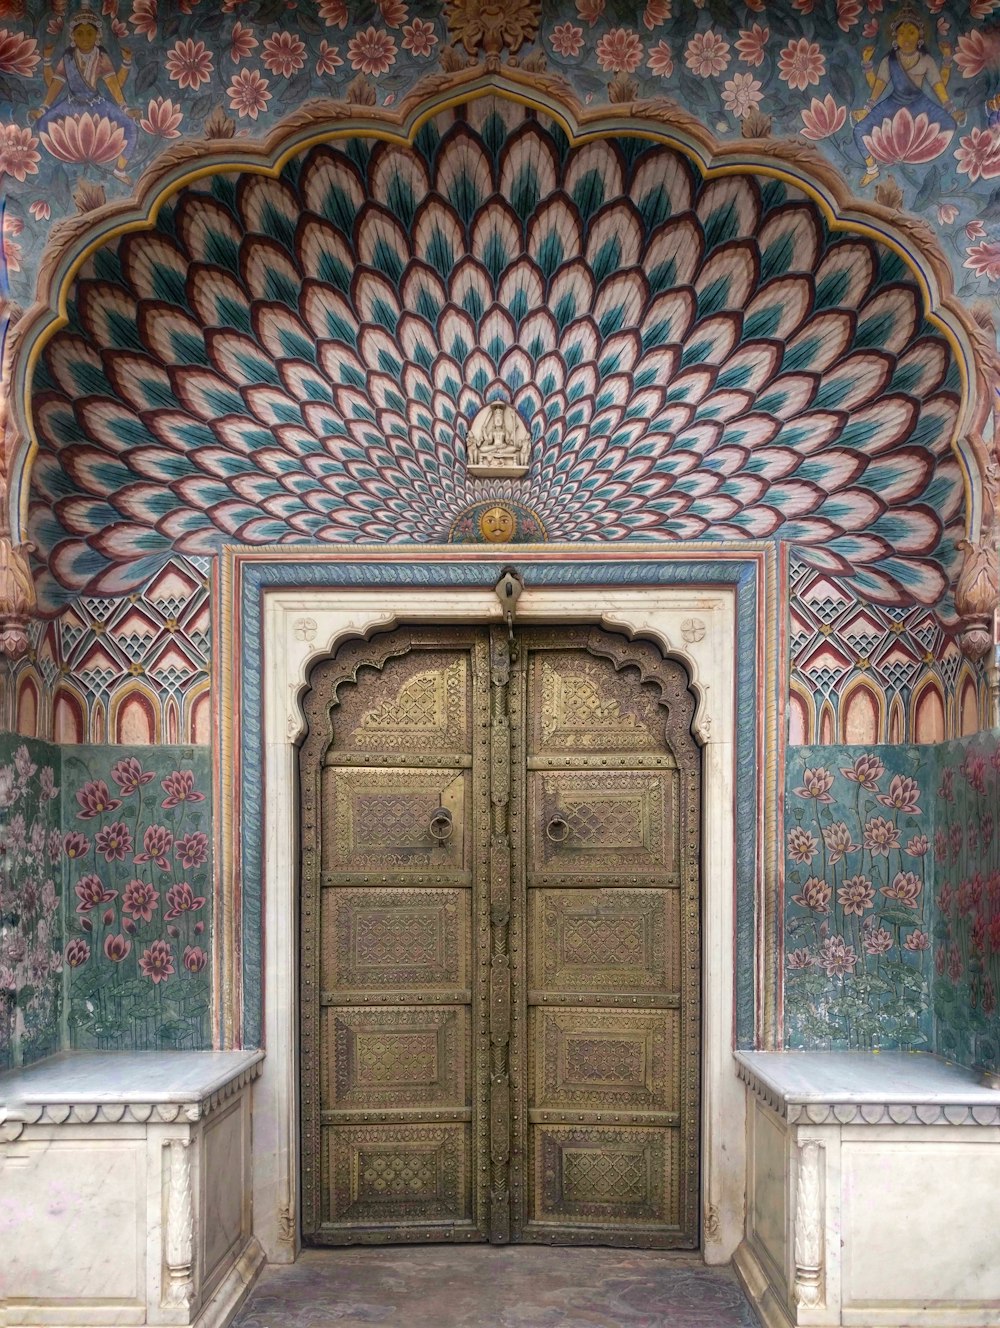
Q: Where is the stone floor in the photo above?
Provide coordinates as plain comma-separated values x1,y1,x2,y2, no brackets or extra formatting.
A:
231,1246,762,1328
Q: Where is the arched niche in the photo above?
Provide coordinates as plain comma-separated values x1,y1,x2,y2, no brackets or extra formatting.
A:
912,676,946,746
839,678,884,746
109,681,161,745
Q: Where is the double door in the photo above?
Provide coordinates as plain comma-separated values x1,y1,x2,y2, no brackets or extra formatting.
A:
299,624,701,1247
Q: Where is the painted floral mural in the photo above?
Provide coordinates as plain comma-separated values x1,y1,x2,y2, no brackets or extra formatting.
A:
2,1,1000,317
932,730,1000,1072
0,733,62,1070
785,744,934,1048
61,745,212,1050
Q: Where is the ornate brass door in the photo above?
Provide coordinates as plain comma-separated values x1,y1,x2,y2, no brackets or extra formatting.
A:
299,625,700,1248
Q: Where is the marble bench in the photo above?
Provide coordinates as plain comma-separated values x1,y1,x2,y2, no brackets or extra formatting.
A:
0,1050,264,1328
733,1050,1000,1328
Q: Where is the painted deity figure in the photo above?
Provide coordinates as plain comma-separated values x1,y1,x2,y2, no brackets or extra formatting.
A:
30,6,138,184
852,16,965,188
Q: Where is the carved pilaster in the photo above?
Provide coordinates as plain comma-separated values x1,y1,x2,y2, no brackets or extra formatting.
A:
794,1141,824,1309
163,1138,195,1310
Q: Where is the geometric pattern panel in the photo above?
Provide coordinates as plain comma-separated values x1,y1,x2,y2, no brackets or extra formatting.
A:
530,888,679,1000
325,768,468,874
29,99,963,614
528,769,676,878
789,554,977,746
530,652,663,755
332,652,471,755
322,888,469,999
50,554,210,745
326,1006,469,1111
530,1008,678,1113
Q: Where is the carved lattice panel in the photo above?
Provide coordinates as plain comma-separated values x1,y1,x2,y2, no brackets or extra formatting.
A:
324,1123,472,1225
529,1008,679,1113
323,768,468,874
324,1006,469,1110
529,889,680,1001
528,769,678,878
331,651,471,754
529,651,668,755
531,1126,678,1228
322,888,471,1001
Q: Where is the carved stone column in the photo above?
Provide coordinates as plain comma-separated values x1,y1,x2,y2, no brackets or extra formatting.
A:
793,1140,824,1309
163,1137,195,1311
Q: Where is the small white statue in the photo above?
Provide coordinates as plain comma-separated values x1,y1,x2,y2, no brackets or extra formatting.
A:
466,403,530,477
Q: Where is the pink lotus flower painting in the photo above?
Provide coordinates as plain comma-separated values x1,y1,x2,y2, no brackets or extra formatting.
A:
933,735,1000,1074
785,746,931,1049
62,748,212,1054
0,737,63,1070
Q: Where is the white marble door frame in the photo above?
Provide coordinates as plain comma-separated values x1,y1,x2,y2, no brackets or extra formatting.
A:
254,585,744,1265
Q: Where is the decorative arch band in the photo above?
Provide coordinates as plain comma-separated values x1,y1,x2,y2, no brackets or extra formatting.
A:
4,70,990,621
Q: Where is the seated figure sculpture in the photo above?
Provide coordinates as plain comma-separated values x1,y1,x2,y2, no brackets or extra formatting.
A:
466,403,531,476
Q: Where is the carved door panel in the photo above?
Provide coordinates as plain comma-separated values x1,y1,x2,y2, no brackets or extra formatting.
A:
299,632,492,1245
300,624,700,1249
511,629,701,1249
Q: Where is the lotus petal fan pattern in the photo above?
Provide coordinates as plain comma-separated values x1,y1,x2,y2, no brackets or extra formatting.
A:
29,100,964,613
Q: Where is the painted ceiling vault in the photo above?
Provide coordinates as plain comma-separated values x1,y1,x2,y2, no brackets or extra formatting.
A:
29,99,964,614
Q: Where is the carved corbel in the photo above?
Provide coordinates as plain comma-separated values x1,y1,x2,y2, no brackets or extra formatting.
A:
955,536,998,659
0,535,35,658
793,1140,824,1309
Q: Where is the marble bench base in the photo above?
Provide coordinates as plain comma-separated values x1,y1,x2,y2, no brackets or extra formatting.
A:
733,1051,1000,1328
0,1050,265,1328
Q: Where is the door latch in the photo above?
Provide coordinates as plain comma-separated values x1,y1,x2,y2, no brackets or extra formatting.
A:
494,569,523,642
